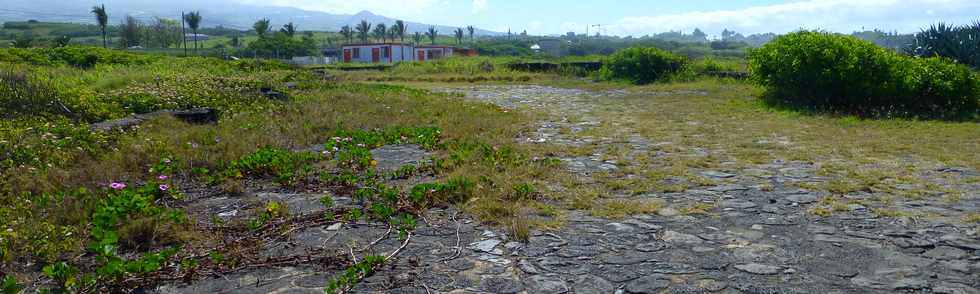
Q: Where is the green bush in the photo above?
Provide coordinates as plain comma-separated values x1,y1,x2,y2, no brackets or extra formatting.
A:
600,47,687,84
749,31,979,118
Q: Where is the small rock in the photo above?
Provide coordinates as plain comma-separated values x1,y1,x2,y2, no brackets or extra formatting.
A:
940,234,980,250
734,263,782,275
662,230,703,245
701,171,736,178
518,259,540,274
657,207,680,217
605,222,635,233
698,279,728,292
524,275,569,294
709,185,748,192
923,246,968,260
625,275,671,294
480,277,523,294
892,278,930,290
751,224,764,230
469,239,502,253
807,224,836,235
325,223,343,231
573,275,615,293
635,242,667,252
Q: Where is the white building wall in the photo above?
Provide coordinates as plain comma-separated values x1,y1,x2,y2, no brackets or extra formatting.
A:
343,44,417,64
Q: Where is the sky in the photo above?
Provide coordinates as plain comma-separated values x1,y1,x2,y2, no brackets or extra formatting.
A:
238,0,980,36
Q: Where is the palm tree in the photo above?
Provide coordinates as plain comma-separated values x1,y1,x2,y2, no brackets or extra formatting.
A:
393,20,407,43
387,26,398,43
413,32,423,46
454,28,464,45
467,25,475,43
426,26,437,45
254,18,271,38
339,25,353,44
183,11,202,51
356,20,371,43
281,22,296,37
91,4,108,48
373,23,387,42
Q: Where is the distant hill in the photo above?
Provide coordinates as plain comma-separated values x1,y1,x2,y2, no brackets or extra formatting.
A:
1,0,501,36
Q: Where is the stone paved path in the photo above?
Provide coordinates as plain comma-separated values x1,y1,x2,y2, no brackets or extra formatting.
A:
157,85,979,294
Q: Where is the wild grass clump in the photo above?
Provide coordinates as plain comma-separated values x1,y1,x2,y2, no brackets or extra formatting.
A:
600,47,688,84
749,31,980,119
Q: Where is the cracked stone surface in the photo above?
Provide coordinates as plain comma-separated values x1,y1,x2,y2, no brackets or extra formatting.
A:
155,85,979,294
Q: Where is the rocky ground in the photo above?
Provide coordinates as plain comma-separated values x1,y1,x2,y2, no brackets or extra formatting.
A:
156,85,978,294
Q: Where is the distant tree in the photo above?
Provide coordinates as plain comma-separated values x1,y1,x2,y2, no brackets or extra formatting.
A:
721,28,735,41
147,17,181,48
467,25,475,42
426,26,437,45
454,28,464,44
393,20,407,43
11,33,33,48
91,4,108,48
230,35,241,48
356,20,371,43
373,23,387,42
339,25,353,44
280,22,296,38
183,11,202,51
254,18,271,38
413,32,423,46
119,15,142,48
387,26,398,43
53,35,71,47
691,28,707,42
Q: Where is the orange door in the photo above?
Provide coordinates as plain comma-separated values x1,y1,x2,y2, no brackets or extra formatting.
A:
417,50,425,61
343,49,351,63
371,48,380,63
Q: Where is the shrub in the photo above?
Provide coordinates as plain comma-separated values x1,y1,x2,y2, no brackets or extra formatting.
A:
910,21,980,68
749,31,979,119
600,47,687,84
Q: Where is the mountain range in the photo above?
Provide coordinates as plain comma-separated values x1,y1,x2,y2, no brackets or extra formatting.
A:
1,0,501,35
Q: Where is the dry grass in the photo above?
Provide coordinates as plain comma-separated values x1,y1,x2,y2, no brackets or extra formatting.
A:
590,199,665,219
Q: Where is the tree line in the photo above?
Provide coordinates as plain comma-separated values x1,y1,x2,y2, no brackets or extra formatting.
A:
338,21,477,45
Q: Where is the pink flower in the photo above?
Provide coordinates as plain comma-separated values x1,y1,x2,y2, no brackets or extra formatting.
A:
159,184,170,191
158,175,170,180
163,158,172,164
110,182,127,190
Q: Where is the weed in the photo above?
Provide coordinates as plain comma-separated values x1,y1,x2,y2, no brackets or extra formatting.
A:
591,199,665,219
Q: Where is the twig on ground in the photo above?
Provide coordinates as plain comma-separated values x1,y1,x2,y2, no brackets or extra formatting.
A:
436,211,462,262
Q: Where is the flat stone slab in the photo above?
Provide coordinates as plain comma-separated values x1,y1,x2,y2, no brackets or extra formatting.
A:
370,144,430,171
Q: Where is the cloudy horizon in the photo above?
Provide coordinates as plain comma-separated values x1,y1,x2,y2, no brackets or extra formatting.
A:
231,0,979,36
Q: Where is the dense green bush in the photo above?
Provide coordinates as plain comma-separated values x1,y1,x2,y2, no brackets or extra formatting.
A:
749,31,979,118
600,47,687,84
0,47,150,68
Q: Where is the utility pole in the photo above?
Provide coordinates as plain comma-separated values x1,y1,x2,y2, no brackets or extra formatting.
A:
180,11,187,56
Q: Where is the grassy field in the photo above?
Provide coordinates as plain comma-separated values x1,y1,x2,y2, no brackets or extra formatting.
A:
1,46,977,291
0,48,565,291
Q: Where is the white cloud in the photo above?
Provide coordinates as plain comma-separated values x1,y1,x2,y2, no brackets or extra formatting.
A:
239,0,443,18
472,0,488,13
608,0,980,36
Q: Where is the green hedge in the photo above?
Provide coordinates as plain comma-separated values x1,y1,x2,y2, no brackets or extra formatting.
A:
600,47,687,84
749,31,979,119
